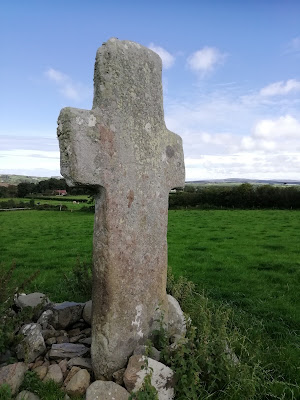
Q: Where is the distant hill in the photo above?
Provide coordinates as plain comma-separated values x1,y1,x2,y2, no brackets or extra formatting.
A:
187,178,300,186
1,174,299,187
0,174,61,185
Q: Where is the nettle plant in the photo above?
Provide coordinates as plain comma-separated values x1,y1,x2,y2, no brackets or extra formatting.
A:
131,269,271,400
0,261,39,355
128,340,159,400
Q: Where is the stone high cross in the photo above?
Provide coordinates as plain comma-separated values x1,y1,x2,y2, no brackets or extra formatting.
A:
57,38,185,379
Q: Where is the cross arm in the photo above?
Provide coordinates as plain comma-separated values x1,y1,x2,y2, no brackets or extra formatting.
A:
57,107,105,187
164,129,185,190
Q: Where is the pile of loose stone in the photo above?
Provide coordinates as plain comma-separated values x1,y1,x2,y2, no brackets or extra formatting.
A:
0,293,186,400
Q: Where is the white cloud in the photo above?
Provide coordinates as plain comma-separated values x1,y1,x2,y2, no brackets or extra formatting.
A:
260,79,300,96
148,43,175,69
0,149,60,176
0,150,59,159
165,79,300,180
187,47,226,75
176,113,300,157
45,68,68,83
165,94,255,154
45,68,92,101
185,153,300,181
285,37,300,54
253,115,300,139
0,135,61,177
0,134,58,151
236,115,300,154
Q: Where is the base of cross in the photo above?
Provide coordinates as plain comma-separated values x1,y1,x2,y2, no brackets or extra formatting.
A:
91,293,186,380
1,292,186,399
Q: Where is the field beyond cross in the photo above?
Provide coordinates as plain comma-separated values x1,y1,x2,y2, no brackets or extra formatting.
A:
57,38,185,379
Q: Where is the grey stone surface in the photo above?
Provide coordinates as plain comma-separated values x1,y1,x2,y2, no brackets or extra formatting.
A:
70,321,86,329
16,390,40,400
65,368,90,396
166,294,186,341
42,329,60,340
81,327,91,336
58,359,68,375
67,356,92,370
16,323,46,363
42,360,50,367
56,335,70,344
79,337,92,345
112,368,126,386
86,380,130,400
57,38,185,379
133,345,160,361
31,360,44,369
124,355,175,400
37,310,54,329
33,365,48,380
82,300,92,325
15,293,49,309
64,367,81,386
0,362,28,394
0,362,28,395
68,328,81,337
43,363,63,384
45,337,56,346
49,343,89,360
69,335,84,343
49,302,84,329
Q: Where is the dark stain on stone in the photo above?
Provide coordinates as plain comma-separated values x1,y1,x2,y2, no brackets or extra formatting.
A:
165,374,176,389
127,190,134,208
99,125,115,157
166,145,175,158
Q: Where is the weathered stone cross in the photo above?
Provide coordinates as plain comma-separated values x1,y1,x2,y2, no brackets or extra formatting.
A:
57,38,185,379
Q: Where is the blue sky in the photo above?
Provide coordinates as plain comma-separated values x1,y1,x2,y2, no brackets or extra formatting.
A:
1,0,300,180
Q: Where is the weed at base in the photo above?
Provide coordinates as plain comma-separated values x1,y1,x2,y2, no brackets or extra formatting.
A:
157,269,299,399
0,261,39,355
20,371,84,400
129,358,159,400
57,257,92,302
0,384,12,400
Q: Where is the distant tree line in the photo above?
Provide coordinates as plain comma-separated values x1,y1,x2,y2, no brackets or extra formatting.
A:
0,185,17,198
17,178,70,197
169,183,300,209
0,178,91,198
2,179,300,210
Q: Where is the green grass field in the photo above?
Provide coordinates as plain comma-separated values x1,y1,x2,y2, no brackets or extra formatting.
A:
0,210,94,295
168,210,299,329
0,208,299,388
168,210,299,385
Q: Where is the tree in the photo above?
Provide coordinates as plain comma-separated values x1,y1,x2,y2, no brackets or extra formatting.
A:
0,186,8,198
17,182,36,197
7,185,17,198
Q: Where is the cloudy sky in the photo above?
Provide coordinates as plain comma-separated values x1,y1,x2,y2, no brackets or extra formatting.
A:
1,0,300,180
